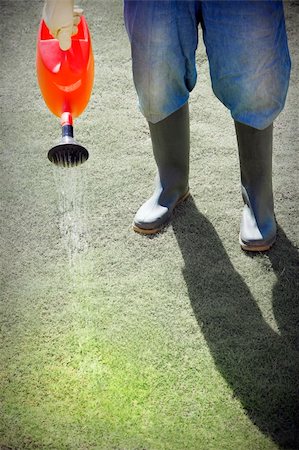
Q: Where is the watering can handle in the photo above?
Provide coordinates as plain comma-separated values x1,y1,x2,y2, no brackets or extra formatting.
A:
43,0,83,50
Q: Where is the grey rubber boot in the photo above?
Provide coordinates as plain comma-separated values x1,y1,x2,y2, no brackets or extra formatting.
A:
235,121,276,251
133,103,190,234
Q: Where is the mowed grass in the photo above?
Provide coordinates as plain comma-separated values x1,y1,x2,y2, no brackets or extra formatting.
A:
1,1,299,449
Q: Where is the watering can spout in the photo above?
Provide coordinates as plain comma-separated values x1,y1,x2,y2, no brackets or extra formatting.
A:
36,16,94,167
48,112,89,167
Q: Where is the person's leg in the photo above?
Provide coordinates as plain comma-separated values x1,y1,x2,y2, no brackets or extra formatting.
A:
235,121,276,251
201,0,291,250
133,103,190,233
124,0,200,233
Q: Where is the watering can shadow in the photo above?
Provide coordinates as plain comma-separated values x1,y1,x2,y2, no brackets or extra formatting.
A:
36,16,94,167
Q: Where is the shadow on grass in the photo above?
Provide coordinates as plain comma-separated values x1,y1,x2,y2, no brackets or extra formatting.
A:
172,197,299,449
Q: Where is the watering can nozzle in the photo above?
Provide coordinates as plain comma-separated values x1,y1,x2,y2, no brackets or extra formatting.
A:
48,118,89,167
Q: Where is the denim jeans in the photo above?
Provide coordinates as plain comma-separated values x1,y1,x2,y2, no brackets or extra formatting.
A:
124,0,291,129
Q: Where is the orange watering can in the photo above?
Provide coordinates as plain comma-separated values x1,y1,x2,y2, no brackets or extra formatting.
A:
36,16,94,166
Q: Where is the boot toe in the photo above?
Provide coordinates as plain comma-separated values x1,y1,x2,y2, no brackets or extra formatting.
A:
133,189,190,234
240,205,277,251
133,197,170,233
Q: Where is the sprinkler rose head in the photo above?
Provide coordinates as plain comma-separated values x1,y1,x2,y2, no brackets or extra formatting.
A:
48,141,89,167
48,115,89,167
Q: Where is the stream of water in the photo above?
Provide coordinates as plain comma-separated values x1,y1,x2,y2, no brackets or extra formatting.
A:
53,167,89,280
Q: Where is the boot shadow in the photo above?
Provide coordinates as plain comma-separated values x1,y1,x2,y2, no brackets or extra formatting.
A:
172,197,299,449
247,224,299,353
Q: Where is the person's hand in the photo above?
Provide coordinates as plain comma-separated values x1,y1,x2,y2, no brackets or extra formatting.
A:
43,0,83,51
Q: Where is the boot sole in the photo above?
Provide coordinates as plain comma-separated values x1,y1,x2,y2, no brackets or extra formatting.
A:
239,234,276,252
133,190,190,235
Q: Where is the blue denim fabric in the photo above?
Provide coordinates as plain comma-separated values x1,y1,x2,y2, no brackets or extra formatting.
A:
124,0,291,129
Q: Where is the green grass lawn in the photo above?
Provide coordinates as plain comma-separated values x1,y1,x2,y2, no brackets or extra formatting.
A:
1,1,299,449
